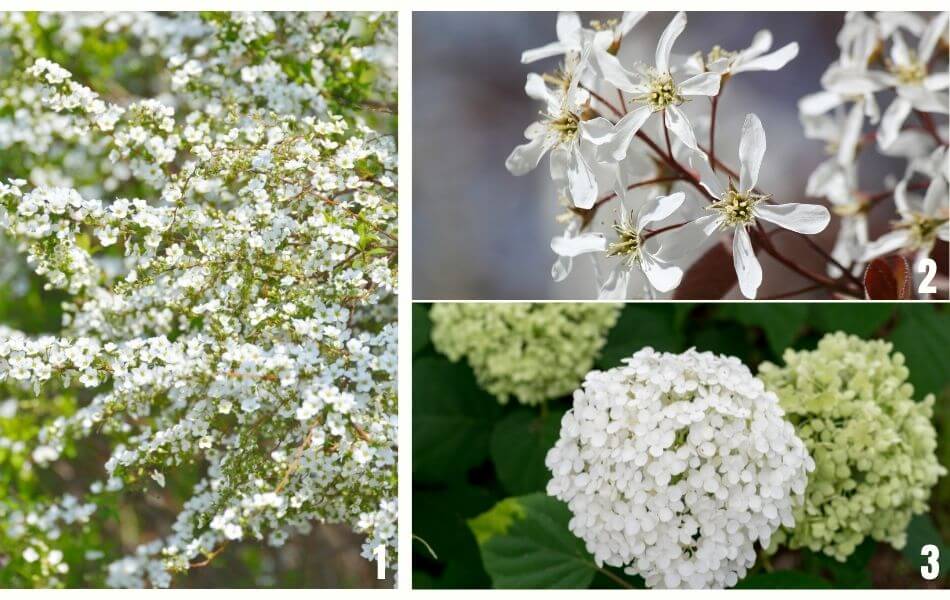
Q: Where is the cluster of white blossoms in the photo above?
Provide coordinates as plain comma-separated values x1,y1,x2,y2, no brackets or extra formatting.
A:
508,11,948,299
0,12,396,588
545,347,814,589
800,11,948,280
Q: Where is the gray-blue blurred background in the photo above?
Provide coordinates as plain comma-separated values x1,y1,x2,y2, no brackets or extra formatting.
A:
412,12,930,300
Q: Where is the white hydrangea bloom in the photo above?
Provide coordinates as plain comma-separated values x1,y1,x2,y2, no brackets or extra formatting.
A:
546,347,814,589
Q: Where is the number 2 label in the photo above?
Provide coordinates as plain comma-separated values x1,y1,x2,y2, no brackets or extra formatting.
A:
922,544,940,580
918,258,937,295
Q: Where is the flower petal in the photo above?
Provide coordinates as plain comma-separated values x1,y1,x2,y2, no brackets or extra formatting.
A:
742,30,774,60
665,105,699,153
505,133,554,175
657,214,718,260
550,231,607,257
901,87,950,114
636,191,686,230
521,41,571,64
598,265,630,299
861,230,911,262
551,255,572,281
890,31,912,66
556,11,582,43
641,254,683,293
656,11,687,73
918,11,949,62
595,44,647,93
525,73,554,104
925,72,950,91
836,102,864,165
798,90,845,116
733,42,799,74
923,176,948,217
567,143,597,209
679,72,721,97
593,105,652,162
756,202,831,234
618,11,647,37
733,226,762,299
877,96,913,149
738,113,766,193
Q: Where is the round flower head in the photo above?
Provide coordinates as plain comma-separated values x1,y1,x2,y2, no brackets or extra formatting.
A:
545,347,814,589
759,332,946,561
429,303,620,405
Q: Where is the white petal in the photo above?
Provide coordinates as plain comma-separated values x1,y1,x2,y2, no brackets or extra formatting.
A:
567,143,597,209
657,214,719,260
925,72,950,91
918,11,949,62
877,97,913,149
691,151,726,198
665,105,699,153
733,42,799,74
923,176,948,217
798,91,845,116
894,180,911,217
901,87,950,114
821,66,891,96
550,231,607,257
836,102,864,165
656,11,687,73
641,254,683,293
636,192,686,230
861,230,912,261
938,223,950,242
742,30,774,59
593,105,652,162
755,203,831,234
618,12,647,37
556,12,582,44
598,265,630,299
595,46,647,93
525,73,554,104
505,133,554,175
522,41,571,64
733,226,762,299
890,31,912,66
805,159,843,197
738,113,766,193
551,255,572,281
679,72,721,97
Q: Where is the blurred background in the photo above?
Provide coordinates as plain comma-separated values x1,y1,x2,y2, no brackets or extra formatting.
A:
412,11,948,300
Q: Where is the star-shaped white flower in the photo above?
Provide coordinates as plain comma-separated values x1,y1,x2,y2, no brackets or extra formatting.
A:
521,11,647,64
587,11,721,162
683,30,799,78
666,114,831,299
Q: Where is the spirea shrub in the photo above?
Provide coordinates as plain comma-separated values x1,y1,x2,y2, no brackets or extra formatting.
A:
0,12,396,588
758,332,946,562
545,347,814,589
429,303,620,405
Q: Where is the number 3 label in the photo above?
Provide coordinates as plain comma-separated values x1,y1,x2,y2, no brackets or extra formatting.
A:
922,544,940,580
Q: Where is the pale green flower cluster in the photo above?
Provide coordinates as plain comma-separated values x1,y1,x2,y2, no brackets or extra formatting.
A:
759,332,946,562
430,303,621,405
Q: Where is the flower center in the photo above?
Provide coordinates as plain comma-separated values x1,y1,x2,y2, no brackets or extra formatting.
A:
589,18,619,32
707,45,736,64
889,55,927,86
709,189,766,227
640,70,683,112
904,214,947,248
549,110,580,143
606,217,643,266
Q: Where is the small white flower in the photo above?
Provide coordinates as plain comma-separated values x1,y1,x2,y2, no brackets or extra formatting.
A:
23,547,40,563
684,30,799,78
521,11,646,64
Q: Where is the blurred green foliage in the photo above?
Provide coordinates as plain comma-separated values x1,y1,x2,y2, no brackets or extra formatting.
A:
412,303,950,589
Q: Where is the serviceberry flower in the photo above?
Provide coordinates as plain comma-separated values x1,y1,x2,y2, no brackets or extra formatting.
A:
521,11,646,64
684,30,799,79
546,347,814,589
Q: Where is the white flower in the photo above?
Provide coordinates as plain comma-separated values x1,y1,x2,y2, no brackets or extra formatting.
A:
550,218,606,282
587,12,721,161
669,114,831,299
876,12,950,148
684,30,799,78
546,347,814,589
23,547,40,563
506,49,603,208
521,11,646,64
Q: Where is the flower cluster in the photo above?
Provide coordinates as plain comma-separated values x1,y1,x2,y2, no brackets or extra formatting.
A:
0,12,396,588
546,347,814,588
758,332,946,561
800,11,949,283
509,11,948,299
429,303,621,405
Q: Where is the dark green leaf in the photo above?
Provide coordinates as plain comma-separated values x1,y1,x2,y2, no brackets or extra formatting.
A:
490,407,565,496
413,304,432,356
413,357,502,483
810,304,894,337
597,305,684,369
717,303,808,357
469,493,597,589
902,514,950,579
736,570,832,589
889,306,950,397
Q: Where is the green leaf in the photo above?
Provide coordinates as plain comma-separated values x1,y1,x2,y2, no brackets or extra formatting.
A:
736,570,832,589
469,493,597,589
490,407,564,496
413,357,502,483
717,303,808,357
810,304,894,337
889,305,950,397
902,514,950,579
413,304,432,356
597,305,684,369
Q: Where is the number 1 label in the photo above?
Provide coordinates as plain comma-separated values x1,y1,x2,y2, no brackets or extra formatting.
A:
373,545,387,580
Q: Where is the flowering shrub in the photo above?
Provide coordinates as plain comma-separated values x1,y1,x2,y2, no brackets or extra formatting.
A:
759,332,946,562
545,347,814,588
413,303,948,590
506,11,948,300
429,302,620,405
0,12,396,588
